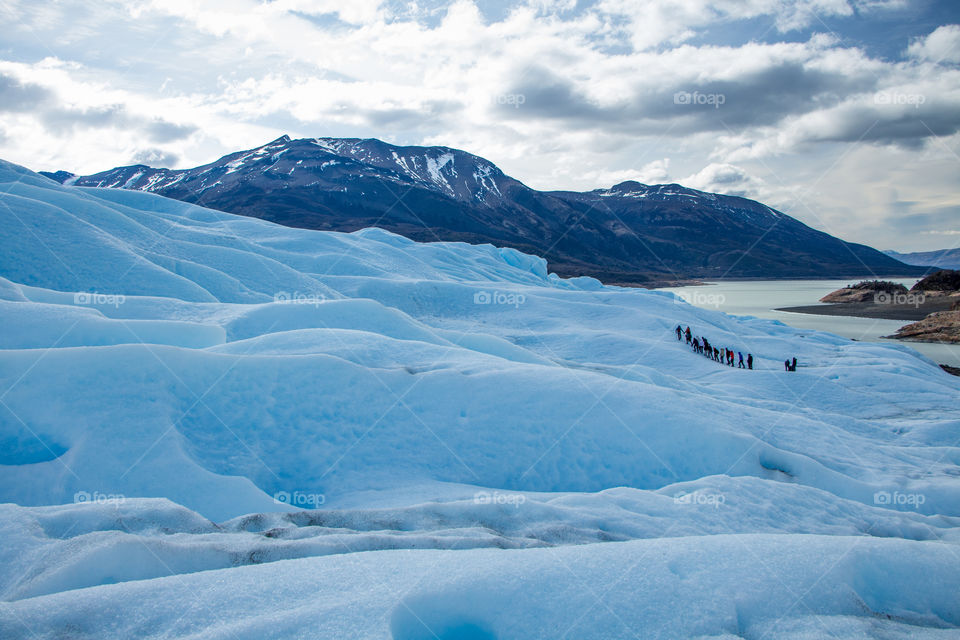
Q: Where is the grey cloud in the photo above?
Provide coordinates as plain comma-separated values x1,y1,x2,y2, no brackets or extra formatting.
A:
685,163,763,198
365,107,432,128
499,62,876,137
0,73,53,112
806,102,960,148
144,120,197,143
888,206,960,234
497,58,960,152
658,63,873,128
40,104,127,133
0,73,195,143
131,148,179,168
38,103,196,142
703,166,752,185
495,67,602,122
362,100,462,129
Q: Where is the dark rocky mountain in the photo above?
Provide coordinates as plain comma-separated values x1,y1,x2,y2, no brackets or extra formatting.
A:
884,249,960,271
42,135,926,284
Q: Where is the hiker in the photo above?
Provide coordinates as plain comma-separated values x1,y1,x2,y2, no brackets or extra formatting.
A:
791,357,797,371
672,328,755,372
784,359,791,371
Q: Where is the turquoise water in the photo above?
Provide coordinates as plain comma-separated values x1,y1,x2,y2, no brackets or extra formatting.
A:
657,279,960,368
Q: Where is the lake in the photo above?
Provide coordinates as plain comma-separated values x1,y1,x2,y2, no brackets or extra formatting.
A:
657,278,960,369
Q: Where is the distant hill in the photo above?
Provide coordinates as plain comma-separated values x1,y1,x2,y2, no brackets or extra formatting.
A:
41,135,925,284
911,269,960,292
884,248,960,271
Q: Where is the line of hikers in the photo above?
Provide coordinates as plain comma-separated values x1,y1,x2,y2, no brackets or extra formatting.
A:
677,325,799,372
677,325,751,369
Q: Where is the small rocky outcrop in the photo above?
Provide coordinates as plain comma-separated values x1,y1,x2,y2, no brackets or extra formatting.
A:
910,269,960,294
890,310,960,343
820,280,907,303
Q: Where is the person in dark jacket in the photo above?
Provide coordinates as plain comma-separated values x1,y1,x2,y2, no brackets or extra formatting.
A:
676,325,683,340
785,359,790,371
747,354,753,370
792,357,797,371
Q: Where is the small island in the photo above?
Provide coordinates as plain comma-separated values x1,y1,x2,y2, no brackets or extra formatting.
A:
887,270,960,344
777,274,959,321
777,271,960,374
818,280,908,304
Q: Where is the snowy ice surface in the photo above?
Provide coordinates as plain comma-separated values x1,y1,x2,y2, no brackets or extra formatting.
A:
0,158,958,638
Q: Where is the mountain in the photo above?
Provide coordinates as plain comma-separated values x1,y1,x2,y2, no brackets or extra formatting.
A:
41,135,925,284
884,248,960,270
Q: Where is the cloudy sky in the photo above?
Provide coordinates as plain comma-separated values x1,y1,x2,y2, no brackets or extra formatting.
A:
1,0,958,251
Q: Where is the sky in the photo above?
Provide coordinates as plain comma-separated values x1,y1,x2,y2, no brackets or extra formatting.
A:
0,0,958,252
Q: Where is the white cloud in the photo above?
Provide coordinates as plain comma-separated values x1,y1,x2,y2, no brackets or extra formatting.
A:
0,1,957,250
635,159,672,184
907,24,960,64
591,0,859,51
682,163,766,198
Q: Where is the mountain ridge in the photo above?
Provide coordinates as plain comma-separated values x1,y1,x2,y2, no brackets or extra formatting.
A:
884,248,960,271
40,135,926,284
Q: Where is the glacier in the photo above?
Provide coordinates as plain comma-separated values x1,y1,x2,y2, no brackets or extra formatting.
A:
0,158,958,639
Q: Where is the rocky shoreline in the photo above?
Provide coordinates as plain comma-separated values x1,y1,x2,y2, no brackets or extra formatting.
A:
776,298,954,321
779,272,960,363
887,310,960,344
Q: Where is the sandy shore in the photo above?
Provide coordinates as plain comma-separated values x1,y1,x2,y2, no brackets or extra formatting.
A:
776,297,956,321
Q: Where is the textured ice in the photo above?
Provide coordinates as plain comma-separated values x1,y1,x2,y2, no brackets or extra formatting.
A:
0,158,958,638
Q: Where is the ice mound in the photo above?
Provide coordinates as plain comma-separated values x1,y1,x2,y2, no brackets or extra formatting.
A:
1,159,958,638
